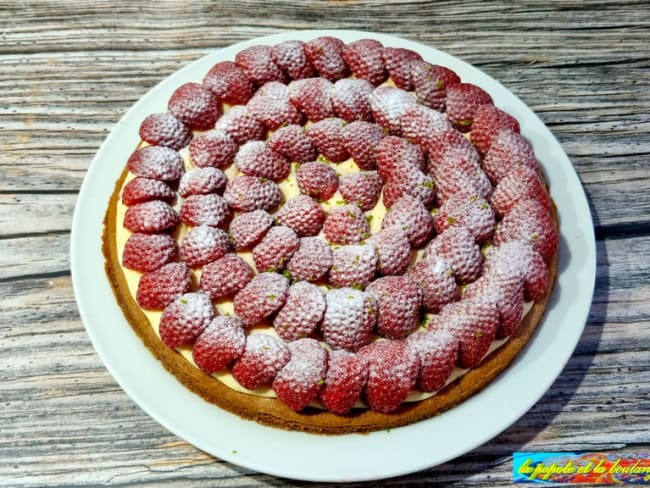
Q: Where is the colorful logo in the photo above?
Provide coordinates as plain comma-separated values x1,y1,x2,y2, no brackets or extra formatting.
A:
513,452,650,484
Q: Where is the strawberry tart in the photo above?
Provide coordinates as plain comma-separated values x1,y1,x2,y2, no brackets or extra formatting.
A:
103,36,559,434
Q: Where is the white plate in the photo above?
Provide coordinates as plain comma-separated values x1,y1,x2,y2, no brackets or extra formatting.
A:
71,30,596,482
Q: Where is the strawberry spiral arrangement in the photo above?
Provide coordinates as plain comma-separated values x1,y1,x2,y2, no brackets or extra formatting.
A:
114,36,559,416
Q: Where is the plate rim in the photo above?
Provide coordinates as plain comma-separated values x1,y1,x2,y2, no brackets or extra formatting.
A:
71,29,596,482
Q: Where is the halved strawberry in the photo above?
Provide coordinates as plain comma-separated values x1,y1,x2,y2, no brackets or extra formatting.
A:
271,40,316,80
228,209,274,250
285,236,333,282
381,195,434,248
405,328,458,392
168,82,221,130
296,160,339,201
338,171,383,210
323,205,370,245
470,104,520,155
341,39,387,86
305,117,349,163
159,292,214,348
252,226,300,273
320,349,368,414
139,113,191,150
341,120,385,170
121,177,174,206
303,36,349,81
330,78,374,122
223,175,282,212
180,193,231,228
199,253,254,300
358,339,419,413
122,233,177,272
123,200,180,234
232,334,291,390
188,130,238,168
381,47,423,90
321,287,376,351
235,44,287,85
233,272,290,326
266,124,317,163
193,316,247,374
136,262,192,310
366,275,422,340
178,167,227,198
329,243,378,289
275,195,326,237
203,61,255,105
445,83,493,132
127,145,184,181
288,77,334,122
408,255,458,313
179,225,230,268
273,282,327,341
214,105,266,145
234,140,290,181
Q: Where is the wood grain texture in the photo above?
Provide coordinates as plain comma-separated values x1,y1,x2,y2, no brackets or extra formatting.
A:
1,0,649,485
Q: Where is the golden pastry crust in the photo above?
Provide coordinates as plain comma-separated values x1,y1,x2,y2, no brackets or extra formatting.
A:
103,167,558,434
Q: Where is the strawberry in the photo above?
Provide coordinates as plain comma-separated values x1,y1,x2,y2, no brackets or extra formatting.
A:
232,334,291,390
127,145,184,181
273,281,327,341
338,171,383,210
375,135,426,181
271,40,316,80
433,191,496,243
223,175,282,212
491,165,551,217
358,339,419,413
445,83,493,132
341,120,385,170
398,104,451,149
275,195,326,237
323,204,370,245
192,316,247,374
285,236,333,282
266,124,317,163
329,243,378,289
431,144,492,204
494,198,559,261
180,193,231,228
234,140,290,181
330,78,374,122
296,161,339,201
228,209,273,250
305,117,349,163
273,339,328,411
233,272,290,326
410,61,460,111
123,200,180,234
303,36,349,81
168,82,221,130
179,225,230,268
381,47,423,90
252,226,300,272
188,130,238,168
483,239,549,301
139,112,192,150
405,328,458,392
470,104,520,155
464,272,525,338
381,195,434,248
122,233,177,272
288,77,334,122
214,105,266,145
234,44,287,85
381,166,435,209
424,226,482,285
482,129,539,184
366,228,411,276
136,262,192,310
429,297,498,368
408,255,458,313
178,167,227,198
121,177,174,206
246,81,305,130
320,349,368,414
199,253,254,300
159,292,214,348
321,287,376,351
366,275,422,340
368,85,417,135
341,39,387,86
203,61,255,105
422,127,472,171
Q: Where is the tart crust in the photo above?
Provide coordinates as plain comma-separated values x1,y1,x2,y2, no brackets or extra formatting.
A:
103,166,558,434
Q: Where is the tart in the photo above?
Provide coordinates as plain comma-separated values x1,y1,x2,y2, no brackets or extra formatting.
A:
103,35,559,434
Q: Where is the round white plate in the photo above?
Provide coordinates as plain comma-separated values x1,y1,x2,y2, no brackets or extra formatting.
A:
71,30,596,482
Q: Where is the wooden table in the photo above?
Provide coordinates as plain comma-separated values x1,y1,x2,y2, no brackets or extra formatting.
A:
2,1,648,485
